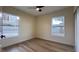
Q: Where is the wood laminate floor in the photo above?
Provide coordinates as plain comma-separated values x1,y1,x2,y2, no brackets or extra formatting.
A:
2,38,74,52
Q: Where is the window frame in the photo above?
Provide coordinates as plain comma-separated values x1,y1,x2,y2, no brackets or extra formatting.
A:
51,16,65,37
2,12,20,38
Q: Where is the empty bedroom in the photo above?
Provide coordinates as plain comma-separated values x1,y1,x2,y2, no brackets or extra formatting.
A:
0,6,75,52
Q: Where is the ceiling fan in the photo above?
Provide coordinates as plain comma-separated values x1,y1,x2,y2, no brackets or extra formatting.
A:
27,6,44,12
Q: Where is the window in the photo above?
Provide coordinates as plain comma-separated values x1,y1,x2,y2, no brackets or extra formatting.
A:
0,12,2,38
51,16,65,36
0,13,20,38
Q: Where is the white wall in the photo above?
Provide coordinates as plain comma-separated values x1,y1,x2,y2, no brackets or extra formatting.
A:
36,7,75,46
1,7,35,48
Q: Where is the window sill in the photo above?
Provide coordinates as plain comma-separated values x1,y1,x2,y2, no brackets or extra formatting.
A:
52,33,64,37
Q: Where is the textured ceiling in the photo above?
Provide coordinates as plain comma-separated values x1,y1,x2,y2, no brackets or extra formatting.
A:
14,6,69,16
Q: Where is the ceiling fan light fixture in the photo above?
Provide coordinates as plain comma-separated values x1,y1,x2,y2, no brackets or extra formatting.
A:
36,8,42,12
39,9,42,12
36,8,40,11
36,6,44,12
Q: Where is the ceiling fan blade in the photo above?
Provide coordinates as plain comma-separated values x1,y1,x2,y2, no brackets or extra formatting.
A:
36,6,44,8
27,6,45,9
